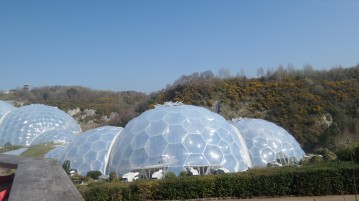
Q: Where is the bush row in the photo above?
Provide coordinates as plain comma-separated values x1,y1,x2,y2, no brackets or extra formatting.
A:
78,162,359,201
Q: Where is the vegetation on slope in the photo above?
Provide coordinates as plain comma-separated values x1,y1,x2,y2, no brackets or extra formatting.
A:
1,65,359,152
149,65,359,151
0,86,148,128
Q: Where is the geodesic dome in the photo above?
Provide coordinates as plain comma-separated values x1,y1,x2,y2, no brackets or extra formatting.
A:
0,100,15,119
109,102,251,176
0,104,81,147
57,126,123,175
231,118,305,168
30,129,77,146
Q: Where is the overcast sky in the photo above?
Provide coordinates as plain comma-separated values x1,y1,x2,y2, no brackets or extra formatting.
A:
1,0,358,93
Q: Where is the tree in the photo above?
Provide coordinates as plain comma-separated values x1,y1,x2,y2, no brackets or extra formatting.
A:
66,88,78,100
257,67,265,78
218,68,231,79
4,142,12,148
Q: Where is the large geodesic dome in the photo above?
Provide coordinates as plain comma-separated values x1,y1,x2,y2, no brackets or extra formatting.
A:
56,126,123,175
0,100,15,119
0,104,81,147
231,118,305,168
109,102,251,176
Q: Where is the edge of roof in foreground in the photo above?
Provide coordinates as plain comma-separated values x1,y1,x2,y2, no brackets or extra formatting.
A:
0,154,84,201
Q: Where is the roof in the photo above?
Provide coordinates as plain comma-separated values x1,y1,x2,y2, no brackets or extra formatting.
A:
0,154,84,201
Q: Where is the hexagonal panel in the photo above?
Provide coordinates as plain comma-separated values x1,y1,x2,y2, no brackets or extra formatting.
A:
146,135,167,156
146,109,164,121
182,119,203,134
132,121,150,135
163,143,188,166
253,136,268,149
183,134,206,154
217,140,231,155
84,151,98,162
130,131,149,149
268,138,282,152
260,148,275,163
146,121,168,136
204,145,223,165
217,127,233,143
163,112,186,125
91,160,103,171
223,154,238,172
163,125,187,144
181,108,202,119
130,148,148,168
92,140,107,152
201,128,221,145
249,146,261,157
78,144,90,155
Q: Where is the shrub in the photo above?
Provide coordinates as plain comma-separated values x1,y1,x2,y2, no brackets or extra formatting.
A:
79,162,359,201
86,171,102,180
315,148,337,161
109,172,118,182
179,170,190,177
164,172,176,179
336,147,354,161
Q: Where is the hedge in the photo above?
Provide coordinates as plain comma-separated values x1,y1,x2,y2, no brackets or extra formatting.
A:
79,162,359,201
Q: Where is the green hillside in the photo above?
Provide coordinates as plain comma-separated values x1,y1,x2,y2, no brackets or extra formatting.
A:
1,65,359,152
149,65,359,151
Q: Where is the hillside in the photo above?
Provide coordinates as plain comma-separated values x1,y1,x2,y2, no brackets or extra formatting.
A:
0,86,148,130
149,65,359,151
1,65,359,152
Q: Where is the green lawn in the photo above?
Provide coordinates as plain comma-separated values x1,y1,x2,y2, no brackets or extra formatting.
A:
20,143,58,158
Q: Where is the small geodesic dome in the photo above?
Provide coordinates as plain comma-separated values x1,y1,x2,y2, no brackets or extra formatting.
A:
0,100,15,119
108,102,251,176
56,126,123,175
0,104,81,147
30,129,77,146
231,118,305,168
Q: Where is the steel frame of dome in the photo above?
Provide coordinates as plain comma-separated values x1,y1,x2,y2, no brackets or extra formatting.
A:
0,104,81,147
109,102,251,176
231,118,305,168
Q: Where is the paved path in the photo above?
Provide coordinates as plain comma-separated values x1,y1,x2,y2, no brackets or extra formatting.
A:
2,148,28,155
208,195,359,201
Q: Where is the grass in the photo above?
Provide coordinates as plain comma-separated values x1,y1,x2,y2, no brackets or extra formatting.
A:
20,142,59,158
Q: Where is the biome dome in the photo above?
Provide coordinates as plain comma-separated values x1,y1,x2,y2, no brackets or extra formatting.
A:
0,104,81,146
0,100,15,119
109,102,251,176
231,118,305,168
54,126,123,175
